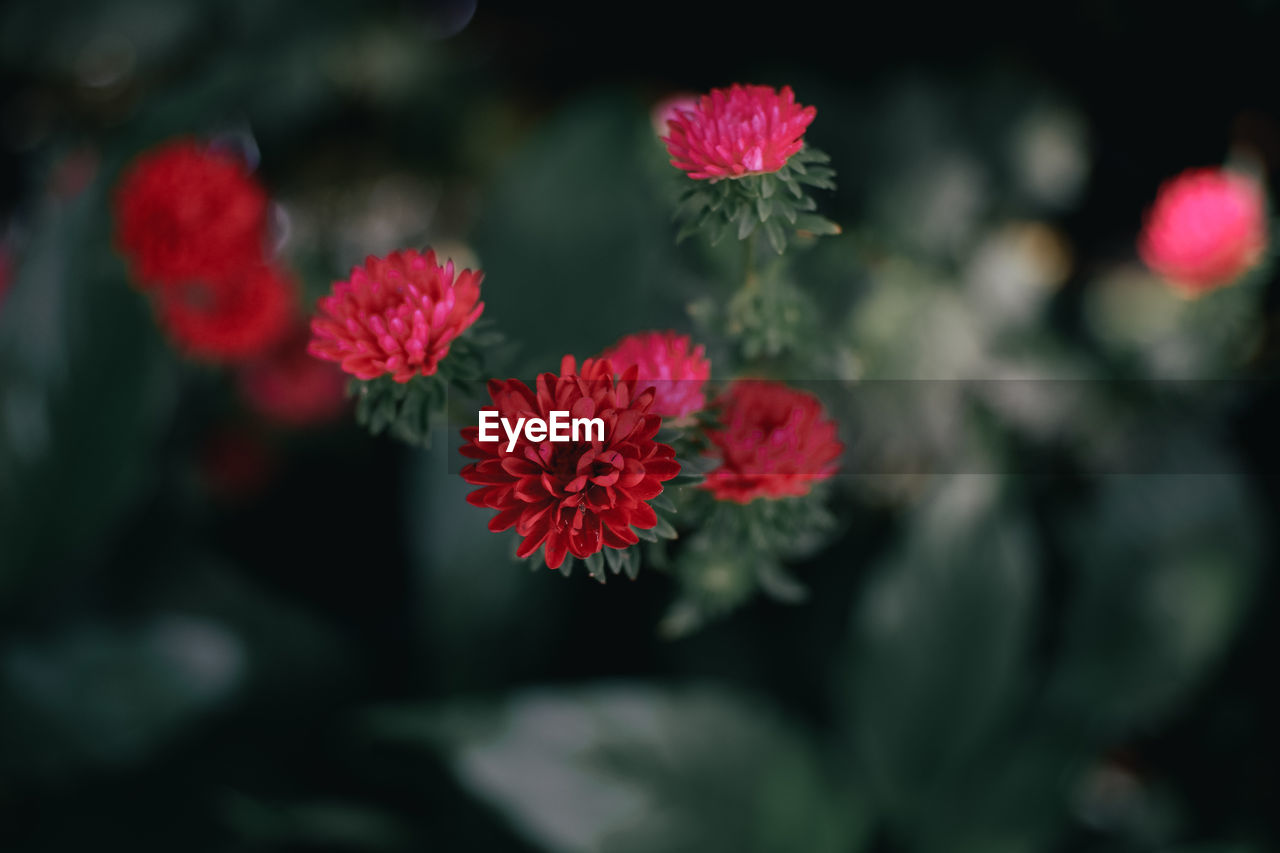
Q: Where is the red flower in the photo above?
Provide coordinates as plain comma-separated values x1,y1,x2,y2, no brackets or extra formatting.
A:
114,138,269,288
703,380,842,503
308,249,484,383
598,330,711,420
662,84,817,180
238,331,348,427
1138,167,1267,294
154,263,296,362
459,356,682,570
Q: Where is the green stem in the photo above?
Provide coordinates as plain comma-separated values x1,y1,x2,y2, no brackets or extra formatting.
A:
742,231,758,291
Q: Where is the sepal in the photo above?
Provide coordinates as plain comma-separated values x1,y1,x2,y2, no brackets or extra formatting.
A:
672,147,839,253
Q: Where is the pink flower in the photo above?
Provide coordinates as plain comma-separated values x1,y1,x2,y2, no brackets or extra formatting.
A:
702,380,843,503
662,84,816,180
1138,167,1268,294
598,330,710,420
238,330,348,427
308,249,484,383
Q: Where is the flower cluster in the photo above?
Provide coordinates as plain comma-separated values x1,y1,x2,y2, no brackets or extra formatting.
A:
459,356,681,572
662,84,816,180
308,249,484,382
1138,167,1267,295
598,330,710,420
702,380,842,503
113,138,294,361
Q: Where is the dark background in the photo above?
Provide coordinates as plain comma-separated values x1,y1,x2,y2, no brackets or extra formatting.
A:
2,2,1279,851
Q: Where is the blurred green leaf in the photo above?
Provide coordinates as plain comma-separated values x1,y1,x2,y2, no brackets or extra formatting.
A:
369,685,868,853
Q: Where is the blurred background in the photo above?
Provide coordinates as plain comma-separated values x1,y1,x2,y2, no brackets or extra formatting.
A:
3,1,1280,850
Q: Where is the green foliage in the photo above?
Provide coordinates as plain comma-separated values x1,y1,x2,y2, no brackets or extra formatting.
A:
351,323,502,447
673,147,840,253
368,685,869,853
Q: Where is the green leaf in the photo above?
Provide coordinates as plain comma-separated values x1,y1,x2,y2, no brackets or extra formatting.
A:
763,218,787,255
371,686,868,853
584,552,606,583
652,514,678,540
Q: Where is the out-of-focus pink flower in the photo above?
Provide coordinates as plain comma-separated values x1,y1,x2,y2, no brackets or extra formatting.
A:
703,380,842,503
662,84,816,180
308,249,484,383
113,138,269,288
598,330,710,420
154,263,296,362
650,93,698,138
1138,167,1268,294
238,331,348,427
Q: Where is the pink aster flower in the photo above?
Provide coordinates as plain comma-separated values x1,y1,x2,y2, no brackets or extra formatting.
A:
662,84,817,180
308,249,484,383
598,330,711,420
702,379,843,503
1138,167,1268,295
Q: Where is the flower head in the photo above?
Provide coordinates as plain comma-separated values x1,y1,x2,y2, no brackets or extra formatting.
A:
662,84,816,180
308,249,483,383
459,356,681,570
239,330,348,427
114,138,269,288
1138,167,1267,294
154,263,296,362
703,380,842,503
599,331,710,420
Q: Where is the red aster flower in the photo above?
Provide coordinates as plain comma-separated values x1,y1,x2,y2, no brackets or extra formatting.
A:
154,263,296,362
662,84,817,180
702,379,842,503
598,330,711,420
308,249,484,383
238,330,348,427
114,138,269,288
459,356,682,571
1138,167,1268,295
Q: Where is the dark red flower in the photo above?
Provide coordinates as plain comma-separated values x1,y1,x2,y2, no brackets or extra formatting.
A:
662,84,816,180
308,249,484,383
1138,167,1267,294
703,379,842,503
238,330,348,427
598,330,710,420
154,263,296,362
459,356,681,570
114,138,269,288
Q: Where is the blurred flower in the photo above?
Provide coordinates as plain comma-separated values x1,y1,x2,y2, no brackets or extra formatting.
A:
703,380,842,503
598,330,710,420
308,249,483,382
459,356,681,570
650,93,698,138
1138,168,1267,295
238,331,348,427
154,264,296,362
113,138,269,288
662,84,816,180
